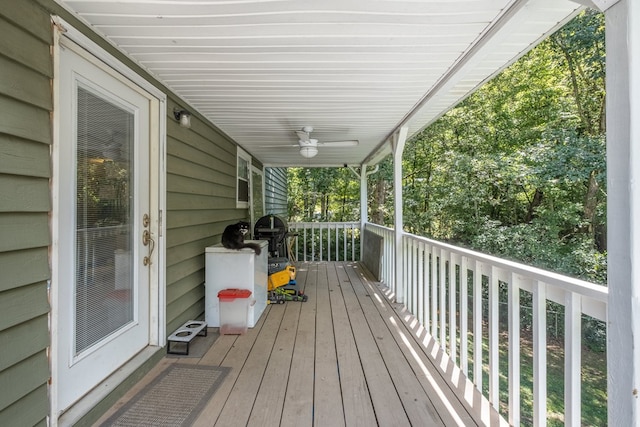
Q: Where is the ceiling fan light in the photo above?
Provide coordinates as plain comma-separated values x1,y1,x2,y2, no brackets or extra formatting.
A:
300,146,318,158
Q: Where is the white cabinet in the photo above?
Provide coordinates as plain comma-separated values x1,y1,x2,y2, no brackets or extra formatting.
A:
204,240,268,327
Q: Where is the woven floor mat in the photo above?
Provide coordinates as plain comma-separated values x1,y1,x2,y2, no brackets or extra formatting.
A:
99,364,230,426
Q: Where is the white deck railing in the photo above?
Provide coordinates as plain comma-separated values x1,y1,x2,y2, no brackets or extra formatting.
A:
365,222,608,426
288,222,360,262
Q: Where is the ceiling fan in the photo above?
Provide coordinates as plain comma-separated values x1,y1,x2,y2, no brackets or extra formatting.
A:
262,126,359,158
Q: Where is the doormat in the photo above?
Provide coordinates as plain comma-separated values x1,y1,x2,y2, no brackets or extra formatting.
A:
99,364,230,426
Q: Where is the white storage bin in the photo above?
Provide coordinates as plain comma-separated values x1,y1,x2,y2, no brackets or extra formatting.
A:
204,240,268,328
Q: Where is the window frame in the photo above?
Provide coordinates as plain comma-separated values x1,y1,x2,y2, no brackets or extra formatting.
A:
236,146,252,208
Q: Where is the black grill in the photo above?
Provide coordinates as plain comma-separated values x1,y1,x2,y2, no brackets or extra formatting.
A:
254,215,288,257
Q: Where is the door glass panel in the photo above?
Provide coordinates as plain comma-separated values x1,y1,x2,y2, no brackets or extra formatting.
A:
75,86,134,354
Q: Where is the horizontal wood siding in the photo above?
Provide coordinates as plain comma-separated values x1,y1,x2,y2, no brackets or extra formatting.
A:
0,1,52,426
166,98,252,334
265,167,288,218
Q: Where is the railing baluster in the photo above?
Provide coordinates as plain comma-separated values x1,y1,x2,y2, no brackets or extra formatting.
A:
417,241,424,326
352,224,355,261
460,256,468,375
473,260,483,393
311,226,315,261
328,223,331,261
408,237,414,310
423,243,431,333
303,224,307,261
319,224,323,261
449,253,457,363
439,249,447,348
565,292,581,427
431,247,438,339
533,280,547,427
412,239,417,313
387,228,392,287
412,238,417,313
295,225,299,260
508,273,521,426
489,266,499,409
336,224,347,261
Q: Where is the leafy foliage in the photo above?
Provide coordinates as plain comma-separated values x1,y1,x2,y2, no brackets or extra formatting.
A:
287,11,606,285
288,167,360,222
367,10,606,285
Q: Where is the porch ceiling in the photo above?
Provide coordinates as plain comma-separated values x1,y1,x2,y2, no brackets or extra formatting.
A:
59,0,582,167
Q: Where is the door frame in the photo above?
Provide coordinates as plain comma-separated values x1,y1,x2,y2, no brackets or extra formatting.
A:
50,17,167,424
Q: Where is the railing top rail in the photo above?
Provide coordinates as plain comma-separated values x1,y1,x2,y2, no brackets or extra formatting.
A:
365,222,394,233
289,221,360,227
364,222,607,301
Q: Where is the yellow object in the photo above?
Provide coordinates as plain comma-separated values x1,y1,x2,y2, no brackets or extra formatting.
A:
268,265,296,291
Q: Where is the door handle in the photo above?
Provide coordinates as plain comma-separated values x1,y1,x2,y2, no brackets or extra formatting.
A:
142,215,155,266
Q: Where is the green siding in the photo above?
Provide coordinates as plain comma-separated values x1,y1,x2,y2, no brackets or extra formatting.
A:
0,95,51,144
0,213,50,252
0,135,51,178
0,316,49,370
0,283,49,331
0,2,52,426
0,176,51,212
0,0,52,44
0,56,52,111
0,385,48,427
165,97,252,333
0,16,51,77
0,248,49,293
0,352,49,417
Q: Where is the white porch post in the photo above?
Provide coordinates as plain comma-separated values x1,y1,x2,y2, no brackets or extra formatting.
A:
359,163,368,262
606,0,640,424
360,163,368,232
393,127,408,303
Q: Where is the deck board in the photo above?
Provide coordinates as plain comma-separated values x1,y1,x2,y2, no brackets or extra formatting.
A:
344,262,444,425
96,261,498,427
280,264,317,427
310,263,347,427
327,261,378,427
191,313,265,427
213,305,286,426
246,297,301,426
335,263,412,427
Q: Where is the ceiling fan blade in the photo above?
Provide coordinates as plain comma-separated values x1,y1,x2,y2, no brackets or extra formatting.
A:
258,144,300,148
295,130,310,142
317,140,359,147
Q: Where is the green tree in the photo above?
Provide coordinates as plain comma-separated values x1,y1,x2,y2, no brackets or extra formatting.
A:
288,167,360,222
290,10,606,283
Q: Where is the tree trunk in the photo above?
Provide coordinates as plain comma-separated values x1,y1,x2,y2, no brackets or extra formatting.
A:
525,188,544,223
583,170,600,241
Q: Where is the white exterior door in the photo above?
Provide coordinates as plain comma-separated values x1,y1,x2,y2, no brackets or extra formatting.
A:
56,41,154,412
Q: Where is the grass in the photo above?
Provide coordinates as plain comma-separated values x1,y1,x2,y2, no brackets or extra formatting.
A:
466,331,607,426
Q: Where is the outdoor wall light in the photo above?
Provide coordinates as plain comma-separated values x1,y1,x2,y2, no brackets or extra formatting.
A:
299,146,318,158
173,109,191,128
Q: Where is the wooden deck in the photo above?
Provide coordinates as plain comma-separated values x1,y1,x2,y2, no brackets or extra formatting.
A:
96,262,503,426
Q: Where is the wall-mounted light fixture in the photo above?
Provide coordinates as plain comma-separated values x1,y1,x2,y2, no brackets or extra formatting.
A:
173,109,191,128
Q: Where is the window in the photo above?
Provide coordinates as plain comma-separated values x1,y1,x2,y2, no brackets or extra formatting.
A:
237,147,251,208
